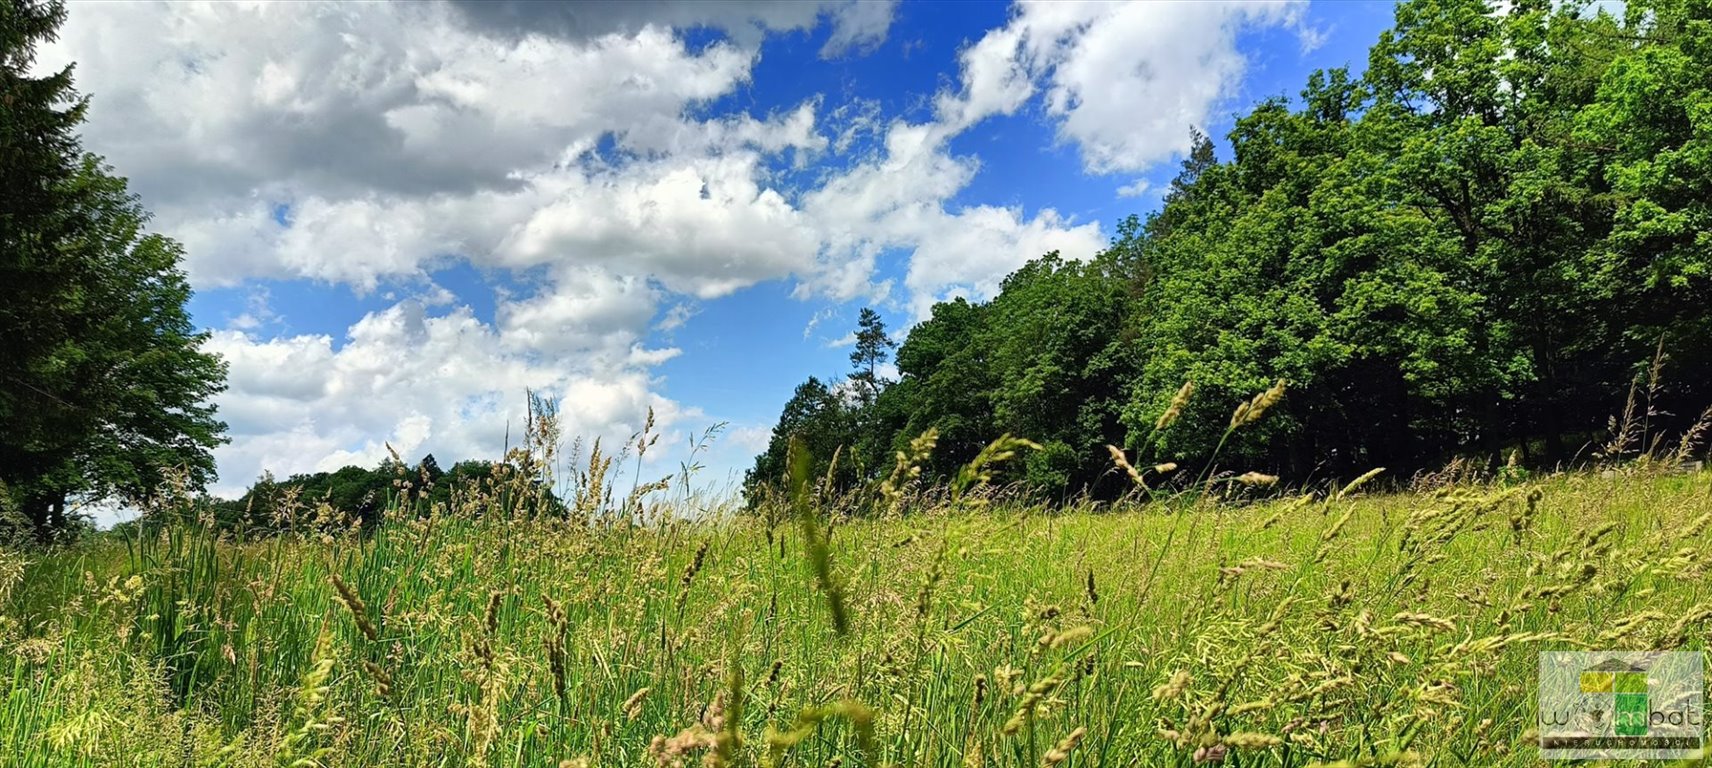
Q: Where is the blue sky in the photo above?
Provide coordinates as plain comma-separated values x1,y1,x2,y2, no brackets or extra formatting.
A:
43,0,1400,499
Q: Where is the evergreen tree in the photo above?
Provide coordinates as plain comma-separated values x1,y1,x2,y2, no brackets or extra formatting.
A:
744,377,857,501
847,308,895,407
1,0,228,537
418,454,445,484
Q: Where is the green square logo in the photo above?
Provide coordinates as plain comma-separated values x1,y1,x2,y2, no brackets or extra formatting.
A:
1615,671,1648,693
1616,692,1650,736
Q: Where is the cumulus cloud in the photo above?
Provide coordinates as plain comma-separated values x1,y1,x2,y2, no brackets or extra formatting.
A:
496,266,661,360
36,0,1293,493
204,301,691,496
500,152,824,299
816,0,901,57
802,119,1104,316
43,4,756,205
940,0,1311,173
44,0,1109,307
443,0,898,57
936,23,1034,133
1116,179,1152,198
904,205,1103,317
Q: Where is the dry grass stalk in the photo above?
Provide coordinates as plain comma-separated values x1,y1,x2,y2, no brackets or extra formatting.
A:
1157,381,1196,430
1042,726,1087,766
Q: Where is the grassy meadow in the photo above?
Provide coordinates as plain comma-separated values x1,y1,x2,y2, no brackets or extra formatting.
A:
2,453,1710,768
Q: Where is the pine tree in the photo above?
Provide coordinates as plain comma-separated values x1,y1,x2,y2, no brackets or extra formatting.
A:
847,307,895,407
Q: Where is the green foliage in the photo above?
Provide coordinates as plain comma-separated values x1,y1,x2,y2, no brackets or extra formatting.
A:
747,306,906,502
847,307,895,408
1,0,227,538
745,377,858,499
980,253,1134,490
881,298,997,479
749,0,1712,498
1022,440,1077,499
198,456,510,534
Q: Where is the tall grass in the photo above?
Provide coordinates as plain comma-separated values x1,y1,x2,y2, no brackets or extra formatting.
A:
2,397,1709,766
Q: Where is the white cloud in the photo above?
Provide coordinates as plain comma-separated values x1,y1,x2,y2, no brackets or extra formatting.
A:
40,4,758,207
501,153,824,299
801,119,1104,317
655,303,697,333
1116,179,1152,198
803,307,840,340
825,332,859,349
496,265,660,360
227,287,281,332
443,0,898,56
819,0,901,57
941,0,1310,173
903,205,1102,317
203,301,694,496
726,424,774,454
35,0,1297,493
43,0,1110,310
936,23,1033,132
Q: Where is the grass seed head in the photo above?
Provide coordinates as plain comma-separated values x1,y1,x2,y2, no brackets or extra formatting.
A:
1237,472,1279,487
1158,381,1196,430
1232,379,1288,429
330,574,379,642
1042,727,1088,766
624,687,652,720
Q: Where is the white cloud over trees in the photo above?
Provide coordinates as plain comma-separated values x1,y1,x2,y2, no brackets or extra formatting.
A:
38,0,1307,493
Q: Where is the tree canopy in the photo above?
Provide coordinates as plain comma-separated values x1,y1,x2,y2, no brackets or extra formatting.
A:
199,455,513,533
747,0,1712,502
1,0,227,539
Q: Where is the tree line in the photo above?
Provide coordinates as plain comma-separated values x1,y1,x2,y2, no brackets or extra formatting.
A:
747,0,1712,500
186,455,520,534
8,0,1712,537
